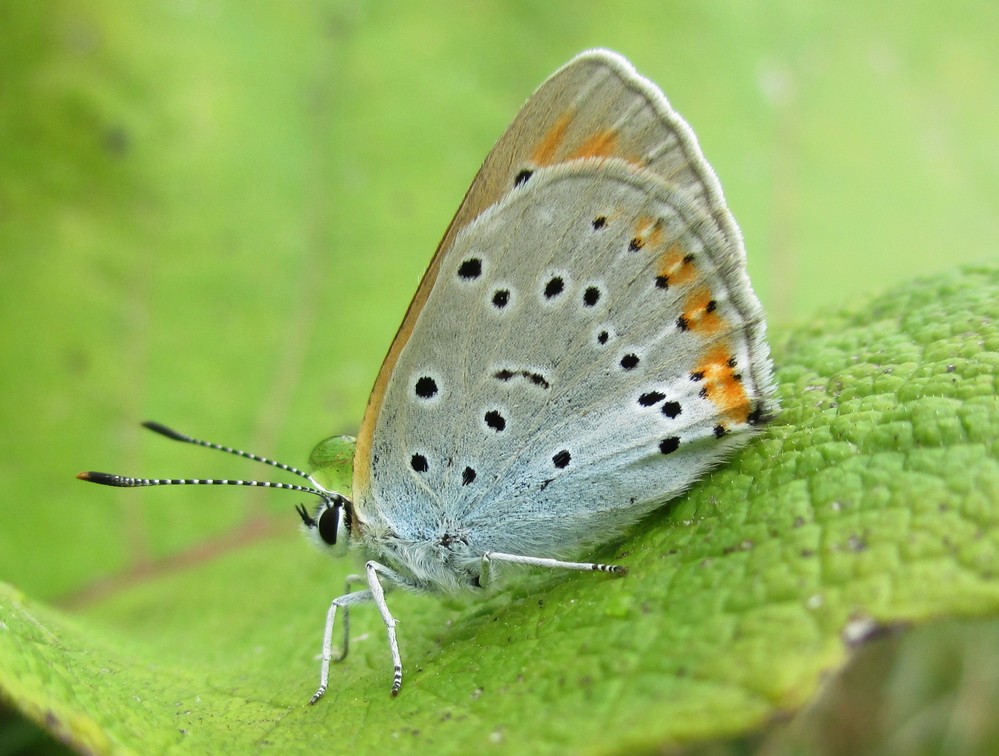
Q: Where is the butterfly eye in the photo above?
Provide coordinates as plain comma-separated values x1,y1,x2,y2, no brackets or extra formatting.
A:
317,503,341,545
298,499,345,547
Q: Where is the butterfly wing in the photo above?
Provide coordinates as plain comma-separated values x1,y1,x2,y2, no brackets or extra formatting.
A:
355,50,748,492
353,51,775,560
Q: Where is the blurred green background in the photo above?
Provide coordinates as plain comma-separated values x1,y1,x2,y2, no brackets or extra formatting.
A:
1,0,996,751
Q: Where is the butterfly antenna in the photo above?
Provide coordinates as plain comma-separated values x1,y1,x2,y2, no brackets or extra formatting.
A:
76,421,342,506
140,420,314,481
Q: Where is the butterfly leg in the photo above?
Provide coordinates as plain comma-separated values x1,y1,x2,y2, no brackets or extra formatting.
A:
309,561,417,703
364,560,415,697
333,573,365,664
479,551,627,587
309,587,373,705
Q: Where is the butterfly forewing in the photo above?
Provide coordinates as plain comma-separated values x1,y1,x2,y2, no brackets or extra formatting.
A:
354,51,773,558
353,51,749,504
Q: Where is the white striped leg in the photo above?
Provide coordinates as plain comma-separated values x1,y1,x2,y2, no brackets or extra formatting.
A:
308,561,412,704
308,588,372,705
479,551,627,588
364,560,410,697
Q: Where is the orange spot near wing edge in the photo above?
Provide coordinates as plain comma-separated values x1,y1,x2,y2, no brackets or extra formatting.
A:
657,243,696,285
681,288,724,335
695,345,751,425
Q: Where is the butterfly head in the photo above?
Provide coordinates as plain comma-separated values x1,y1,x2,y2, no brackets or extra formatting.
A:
298,434,357,553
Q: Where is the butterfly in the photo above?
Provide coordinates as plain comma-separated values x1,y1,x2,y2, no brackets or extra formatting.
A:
79,49,777,702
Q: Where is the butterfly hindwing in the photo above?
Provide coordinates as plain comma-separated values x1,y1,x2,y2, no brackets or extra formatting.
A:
364,158,773,555
354,51,773,558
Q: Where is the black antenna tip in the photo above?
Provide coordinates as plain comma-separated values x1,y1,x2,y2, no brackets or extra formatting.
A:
77,471,123,486
142,421,190,442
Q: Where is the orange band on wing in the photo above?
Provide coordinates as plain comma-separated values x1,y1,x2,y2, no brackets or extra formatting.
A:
657,244,696,285
570,129,619,160
532,112,574,166
680,287,724,335
695,345,751,425
629,216,664,251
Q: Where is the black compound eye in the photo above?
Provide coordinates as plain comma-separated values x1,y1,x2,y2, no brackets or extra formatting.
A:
317,504,340,545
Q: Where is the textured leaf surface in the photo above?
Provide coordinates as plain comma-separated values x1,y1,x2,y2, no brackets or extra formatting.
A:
2,266,998,753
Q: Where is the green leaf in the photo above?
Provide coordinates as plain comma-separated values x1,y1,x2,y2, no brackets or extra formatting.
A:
2,265,998,753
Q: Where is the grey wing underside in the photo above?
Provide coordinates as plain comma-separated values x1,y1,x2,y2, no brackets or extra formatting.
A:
367,161,774,557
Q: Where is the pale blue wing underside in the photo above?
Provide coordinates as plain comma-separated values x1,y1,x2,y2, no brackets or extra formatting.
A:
366,159,774,558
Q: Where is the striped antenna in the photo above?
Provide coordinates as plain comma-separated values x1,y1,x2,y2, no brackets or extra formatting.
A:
140,420,314,481
76,421,344,509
